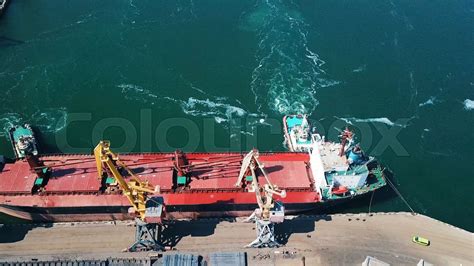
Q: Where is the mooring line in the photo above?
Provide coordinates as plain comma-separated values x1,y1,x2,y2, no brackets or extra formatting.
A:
385,172,416,215
368,190,375,215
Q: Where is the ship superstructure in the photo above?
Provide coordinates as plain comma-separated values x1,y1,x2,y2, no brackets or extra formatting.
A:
283,114,386,201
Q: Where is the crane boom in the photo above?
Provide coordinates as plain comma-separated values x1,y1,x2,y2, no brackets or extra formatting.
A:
94,141,155,221
235,150,286,248
235,149,286,220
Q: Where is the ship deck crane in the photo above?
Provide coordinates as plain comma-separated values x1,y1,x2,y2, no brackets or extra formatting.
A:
235,149,286,248
94,141,165,252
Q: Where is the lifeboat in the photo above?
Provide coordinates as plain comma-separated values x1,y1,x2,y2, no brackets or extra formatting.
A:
332,186,349,195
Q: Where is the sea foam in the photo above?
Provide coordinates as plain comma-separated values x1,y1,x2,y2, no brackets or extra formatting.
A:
118,81,263,133
338,117,408,128
352,64,367,73
418,96,437,107
180,97,248,123
463,99,474,110
243,0,339,115
118,84,158,104
0,108,68,137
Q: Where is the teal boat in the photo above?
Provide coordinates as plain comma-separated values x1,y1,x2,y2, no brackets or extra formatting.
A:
283,114,313,152
8,124,39,159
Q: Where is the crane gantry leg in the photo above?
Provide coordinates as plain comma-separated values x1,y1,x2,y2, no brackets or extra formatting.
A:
128,219,165,252
245,210,282,248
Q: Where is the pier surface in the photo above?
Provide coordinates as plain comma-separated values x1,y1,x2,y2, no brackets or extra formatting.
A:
0,212,472,265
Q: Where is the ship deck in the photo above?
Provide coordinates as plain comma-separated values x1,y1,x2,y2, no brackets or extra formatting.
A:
0,152,314,195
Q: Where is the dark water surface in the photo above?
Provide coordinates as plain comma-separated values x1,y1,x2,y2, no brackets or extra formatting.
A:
0,0,473,230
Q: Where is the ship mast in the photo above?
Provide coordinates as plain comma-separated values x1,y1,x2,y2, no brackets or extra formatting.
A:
339,127,354,157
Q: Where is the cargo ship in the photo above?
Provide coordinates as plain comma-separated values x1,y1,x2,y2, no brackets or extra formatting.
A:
0,116,386,222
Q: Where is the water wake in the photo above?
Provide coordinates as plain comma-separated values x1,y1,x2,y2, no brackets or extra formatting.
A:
118,84,158,104
119,82,264,136
0,108,68,137
180,97,248,124
337,116,410,128
242,0,338,115
168,95,263,137
0,114,22,137
389,0,414,31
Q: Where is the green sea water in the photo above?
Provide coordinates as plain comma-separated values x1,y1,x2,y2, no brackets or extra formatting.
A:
0,0,473,231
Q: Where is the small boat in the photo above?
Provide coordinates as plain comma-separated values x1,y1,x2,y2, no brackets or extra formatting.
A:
283,114,313,152
8,124,39,159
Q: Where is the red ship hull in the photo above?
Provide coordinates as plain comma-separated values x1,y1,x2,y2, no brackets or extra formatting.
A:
0,191,320,222
0,152,322,222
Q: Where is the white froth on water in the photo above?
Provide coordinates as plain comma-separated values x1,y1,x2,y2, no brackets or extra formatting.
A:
175,96,266,138
0,113,22,137
338,116,409,128
352,64,367,73
389,0,415,31
418,96,437,107
34,108,68,133
181,97,247,119
117,77,267,138
0,108,68,137
214,117,227,124
318,79,342,88
118,84,158,104
243,0,339,115
463,99,474,110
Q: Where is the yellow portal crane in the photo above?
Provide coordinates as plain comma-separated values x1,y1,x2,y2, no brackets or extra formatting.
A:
94,141,165,252
94,141,156,221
